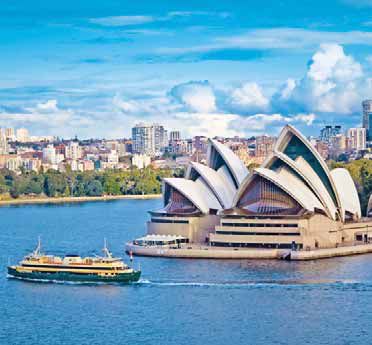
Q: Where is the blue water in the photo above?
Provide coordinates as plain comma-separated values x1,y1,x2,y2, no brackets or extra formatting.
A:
1,199,372,345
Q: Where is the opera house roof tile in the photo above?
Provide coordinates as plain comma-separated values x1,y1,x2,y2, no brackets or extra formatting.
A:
158,125,361,223
186,162,235,209
207,139,249,188
331,168,361,220
232,125,361,222
163,178,221,214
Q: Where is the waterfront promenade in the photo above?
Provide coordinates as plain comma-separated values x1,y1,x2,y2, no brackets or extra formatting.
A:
0,194,161,206
126,242,372,261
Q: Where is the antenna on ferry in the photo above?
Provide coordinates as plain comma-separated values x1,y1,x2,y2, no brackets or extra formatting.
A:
103,238,112,258
34,236,41,256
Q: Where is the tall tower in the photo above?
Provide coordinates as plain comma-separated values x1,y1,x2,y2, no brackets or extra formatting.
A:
132,123,155,156
132,123,167,156
169,131,181,142
0,128,9,154
362,100,372,141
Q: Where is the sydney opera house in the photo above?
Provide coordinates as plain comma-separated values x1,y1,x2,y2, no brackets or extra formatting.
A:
130,125,372,256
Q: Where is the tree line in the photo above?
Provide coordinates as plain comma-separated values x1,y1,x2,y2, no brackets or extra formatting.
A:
0,167,181,199
0,160,370,215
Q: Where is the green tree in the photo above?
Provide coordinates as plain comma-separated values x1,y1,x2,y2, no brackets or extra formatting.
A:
44,172,68,197
85,180,103,196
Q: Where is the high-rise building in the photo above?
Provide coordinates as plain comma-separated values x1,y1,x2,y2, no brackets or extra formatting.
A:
16,128,29,142
65,141,82,160
329,134,347,159
192,136,208,153
132,123,154,155
0,128,9,154
255,135,276,162
42,145,57,164
319,125,341,143
5,128,15,141
362,100,372,141
153,124,167,155
347,128,366,151
314,140,329,160
169,131,181,142
124,140,133,154
132,123,167,156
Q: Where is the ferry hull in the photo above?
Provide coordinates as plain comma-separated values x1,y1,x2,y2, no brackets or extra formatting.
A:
7,267,141,283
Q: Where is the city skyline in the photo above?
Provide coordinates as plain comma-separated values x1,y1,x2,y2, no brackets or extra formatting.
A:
0,1,371,139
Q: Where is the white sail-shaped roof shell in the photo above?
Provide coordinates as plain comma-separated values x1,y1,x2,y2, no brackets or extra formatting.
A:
330,168,361,220
234,167,325,213
275,125,342,213
163,178,221,214
186,162,235,209
262,151,338,220
216,165,237,196
207,139,248,188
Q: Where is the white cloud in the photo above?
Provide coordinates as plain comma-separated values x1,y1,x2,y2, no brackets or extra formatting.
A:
227,82,269,113
165,44,367,121
34,99,59,112
89,11,230,28
0,99,92,137
307,44,362,82
275,79,297,102
169,81,217,113
292,113,316,125
167,11,230,18
90,16,154,27
0,100,72,124
157,28,372,56
2,44,368,139
113,94,174,115
219,29,372,50
169,112,240,138
273,44,369,114
229,113,316,134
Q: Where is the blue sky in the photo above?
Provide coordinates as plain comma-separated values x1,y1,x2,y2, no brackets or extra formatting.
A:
0,0,371,138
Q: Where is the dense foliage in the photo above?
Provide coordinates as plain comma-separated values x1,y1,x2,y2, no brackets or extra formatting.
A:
330,159,372,215
0,167,174,199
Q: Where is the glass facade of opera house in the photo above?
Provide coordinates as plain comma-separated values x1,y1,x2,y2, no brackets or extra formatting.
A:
141,125,372,251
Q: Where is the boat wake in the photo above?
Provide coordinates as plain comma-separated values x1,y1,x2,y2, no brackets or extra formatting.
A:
136,278,365,289
8,275,367,290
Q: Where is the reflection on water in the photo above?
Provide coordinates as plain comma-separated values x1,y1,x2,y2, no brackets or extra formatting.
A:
1,199,372,345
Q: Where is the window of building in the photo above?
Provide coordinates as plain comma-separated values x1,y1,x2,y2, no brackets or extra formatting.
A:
237,175,302,215
151,218,189,224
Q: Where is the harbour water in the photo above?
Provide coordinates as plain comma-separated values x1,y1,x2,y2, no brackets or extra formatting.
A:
1,199,372,345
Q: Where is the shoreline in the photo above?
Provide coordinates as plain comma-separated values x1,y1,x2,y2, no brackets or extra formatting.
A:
0,194,161,206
